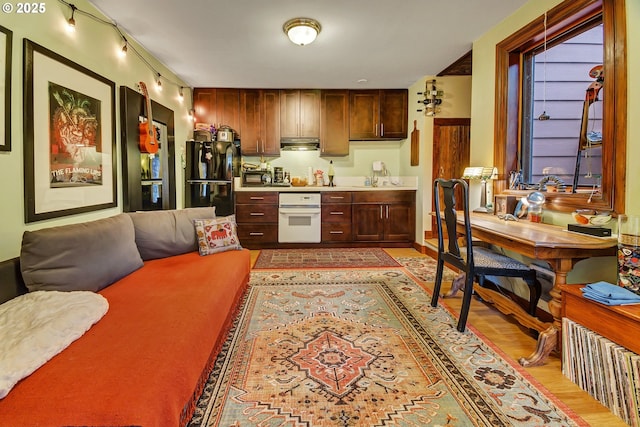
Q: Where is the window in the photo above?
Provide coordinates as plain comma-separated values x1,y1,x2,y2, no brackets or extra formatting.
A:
494,0,626,214
522,22,603,187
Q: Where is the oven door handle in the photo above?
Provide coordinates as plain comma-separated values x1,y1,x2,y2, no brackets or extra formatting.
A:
279,208,321,215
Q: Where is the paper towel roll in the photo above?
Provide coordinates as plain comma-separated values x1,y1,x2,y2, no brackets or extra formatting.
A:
307,166,314,184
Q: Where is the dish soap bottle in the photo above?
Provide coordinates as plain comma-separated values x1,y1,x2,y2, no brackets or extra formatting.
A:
328,160,335,187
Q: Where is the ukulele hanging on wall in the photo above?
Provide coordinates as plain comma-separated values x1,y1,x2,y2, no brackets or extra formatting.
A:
138,81,159,154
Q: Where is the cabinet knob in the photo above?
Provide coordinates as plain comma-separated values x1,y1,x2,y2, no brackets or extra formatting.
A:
330,231,344,234
330,211,344,215
250,197,265,200
250,212,265,216
249,232,264,236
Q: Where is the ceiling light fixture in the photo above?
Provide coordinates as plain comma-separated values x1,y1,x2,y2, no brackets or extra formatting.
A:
283,18,321,46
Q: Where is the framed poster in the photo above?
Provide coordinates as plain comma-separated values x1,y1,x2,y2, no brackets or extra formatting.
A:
0,25,11,151
23,39,116,222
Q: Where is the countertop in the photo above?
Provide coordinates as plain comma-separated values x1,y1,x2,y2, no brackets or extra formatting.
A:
234,177,418,192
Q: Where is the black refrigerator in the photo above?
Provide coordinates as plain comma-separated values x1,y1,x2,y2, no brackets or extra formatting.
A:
185,139,240,216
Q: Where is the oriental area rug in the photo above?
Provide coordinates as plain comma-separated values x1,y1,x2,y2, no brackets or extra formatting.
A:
253,248,400,269
188,269,584,427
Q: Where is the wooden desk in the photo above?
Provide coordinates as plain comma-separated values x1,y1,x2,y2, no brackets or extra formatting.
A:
457,213,616,366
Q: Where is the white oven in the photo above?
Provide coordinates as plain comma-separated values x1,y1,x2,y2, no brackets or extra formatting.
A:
278,193,321,243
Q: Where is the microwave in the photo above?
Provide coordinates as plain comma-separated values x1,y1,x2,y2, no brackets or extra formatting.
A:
242,170,270,186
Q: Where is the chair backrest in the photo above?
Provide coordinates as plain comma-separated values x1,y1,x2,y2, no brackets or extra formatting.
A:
433,178,473,274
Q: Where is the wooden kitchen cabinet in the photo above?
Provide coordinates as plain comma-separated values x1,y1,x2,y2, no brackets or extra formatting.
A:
320,90,350,156
239,89,280,156
280,89,320,138
349,89,408,140
193,88,240,133
321,192,352,242
235,192,278,247
352,191,415,242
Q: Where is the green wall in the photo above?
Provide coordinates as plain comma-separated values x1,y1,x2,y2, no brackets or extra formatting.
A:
0,0,192,260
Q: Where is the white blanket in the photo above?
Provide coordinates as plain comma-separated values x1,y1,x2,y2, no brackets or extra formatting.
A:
0,290,108,399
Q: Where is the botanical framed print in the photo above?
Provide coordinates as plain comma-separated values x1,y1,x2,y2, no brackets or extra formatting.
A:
23,39,116,222
0,25,11,152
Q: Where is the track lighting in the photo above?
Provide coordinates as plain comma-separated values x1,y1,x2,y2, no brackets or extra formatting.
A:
119,36,128,57
67,4,77,32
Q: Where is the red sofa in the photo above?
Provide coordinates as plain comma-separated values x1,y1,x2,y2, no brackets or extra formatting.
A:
0,209,251,426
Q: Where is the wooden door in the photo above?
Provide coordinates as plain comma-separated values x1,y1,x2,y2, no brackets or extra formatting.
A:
352,204,384,240
384,203,413,241
261,90,280,156
349,90,379,139
239,89,261,155
380,90,408,139
193,89,216,125
279,90,299,138
215,88,240,134
320,90,349,156
299,89,320,137
431,118,471,236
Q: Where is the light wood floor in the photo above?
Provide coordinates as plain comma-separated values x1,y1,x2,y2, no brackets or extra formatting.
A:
250,248,627,426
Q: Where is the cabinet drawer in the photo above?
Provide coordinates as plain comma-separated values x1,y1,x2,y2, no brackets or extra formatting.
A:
352,190,415,204
235,204,278,223
322,223,352,241
321,205,352,223
321,192,352,203
235,192,278,204
237,224,278,244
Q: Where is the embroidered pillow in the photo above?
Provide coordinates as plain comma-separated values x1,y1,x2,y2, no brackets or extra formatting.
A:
194,215,242,256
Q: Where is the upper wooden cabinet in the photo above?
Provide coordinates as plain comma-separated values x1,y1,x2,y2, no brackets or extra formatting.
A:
349,89,408,140
193,88,240,134
280,89,320,138
239,89,280,156
320,90,349,156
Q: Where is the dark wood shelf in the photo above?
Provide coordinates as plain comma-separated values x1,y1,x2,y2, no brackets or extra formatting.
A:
562,284,640,354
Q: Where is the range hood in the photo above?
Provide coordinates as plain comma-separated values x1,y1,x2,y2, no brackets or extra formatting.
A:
280,138,320,151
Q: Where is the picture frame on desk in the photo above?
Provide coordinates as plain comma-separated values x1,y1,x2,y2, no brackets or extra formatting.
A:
23,39,117,222
494,195,517,216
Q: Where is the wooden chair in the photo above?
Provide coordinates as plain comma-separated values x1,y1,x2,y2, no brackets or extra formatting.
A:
430,178,542,332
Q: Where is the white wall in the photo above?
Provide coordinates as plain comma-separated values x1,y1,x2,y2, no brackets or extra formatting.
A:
0,0,192,260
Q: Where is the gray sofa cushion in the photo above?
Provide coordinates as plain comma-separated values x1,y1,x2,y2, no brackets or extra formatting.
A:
20,214,143,293
126,207,216,260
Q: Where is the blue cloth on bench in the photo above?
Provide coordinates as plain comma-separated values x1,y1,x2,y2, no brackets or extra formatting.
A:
581,281,640,305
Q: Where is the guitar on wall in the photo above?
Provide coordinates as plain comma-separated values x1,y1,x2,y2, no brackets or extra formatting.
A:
138,81,159,154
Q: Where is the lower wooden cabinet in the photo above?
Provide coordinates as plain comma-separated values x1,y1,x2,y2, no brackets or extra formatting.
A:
235,190,415,248
321,192,352,242
235,192,278,247
352,191,415,242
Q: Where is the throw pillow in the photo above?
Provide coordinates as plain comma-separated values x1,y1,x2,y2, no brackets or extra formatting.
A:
20,214,144,292
127,207,216,260
194,215,242,256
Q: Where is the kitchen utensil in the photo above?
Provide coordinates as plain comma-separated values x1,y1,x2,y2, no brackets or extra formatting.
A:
411,120,419,166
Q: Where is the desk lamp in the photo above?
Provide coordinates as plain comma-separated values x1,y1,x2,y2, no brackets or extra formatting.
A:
462,166,498,213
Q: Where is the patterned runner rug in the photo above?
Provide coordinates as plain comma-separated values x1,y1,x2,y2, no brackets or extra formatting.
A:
253,248,400,269
395,256,458,283
189,269,584,426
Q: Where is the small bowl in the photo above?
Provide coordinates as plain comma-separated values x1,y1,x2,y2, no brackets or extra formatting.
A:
290,177,307,187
